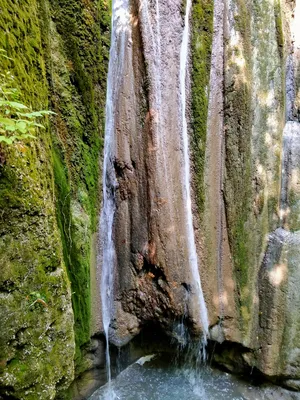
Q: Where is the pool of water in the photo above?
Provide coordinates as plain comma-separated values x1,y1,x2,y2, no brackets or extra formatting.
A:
89,355,298,400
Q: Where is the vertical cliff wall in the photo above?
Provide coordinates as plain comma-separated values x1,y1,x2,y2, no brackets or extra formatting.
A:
103,0,210,347
0,1,110,398
204,0,300,388
2,0,300,398
99,0,300,390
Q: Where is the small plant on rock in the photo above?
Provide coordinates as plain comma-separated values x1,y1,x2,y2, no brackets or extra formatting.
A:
27,291,48,310
0,49,55,145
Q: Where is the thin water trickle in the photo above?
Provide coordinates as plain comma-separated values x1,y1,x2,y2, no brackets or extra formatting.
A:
99,0,131,389
139,0,170,183
179,0,209,338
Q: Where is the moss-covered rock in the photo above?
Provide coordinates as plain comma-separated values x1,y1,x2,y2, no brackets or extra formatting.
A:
0,1,75,398
223,0,253,338
191,0,214,215
45,0,110,373
0,0,110,398
224,0,284,342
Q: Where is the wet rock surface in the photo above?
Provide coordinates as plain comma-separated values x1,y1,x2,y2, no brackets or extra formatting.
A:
98,0,300,391
2,0,300,397
101,0,300,391
107,0,206,346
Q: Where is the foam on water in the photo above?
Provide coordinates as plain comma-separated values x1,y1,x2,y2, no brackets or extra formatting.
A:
89,355,282,400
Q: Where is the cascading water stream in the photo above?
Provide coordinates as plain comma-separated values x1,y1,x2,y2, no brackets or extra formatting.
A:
100,0,210,389
138,0,209,351
179,0,209,344
99,0,131,390
139,0,170,189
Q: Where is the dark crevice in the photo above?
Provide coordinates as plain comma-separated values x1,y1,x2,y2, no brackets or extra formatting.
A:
114,159,133,179
181,282,191,292
0,280,17,293
140,257,168,284
0,389,19,400
45,264,58,273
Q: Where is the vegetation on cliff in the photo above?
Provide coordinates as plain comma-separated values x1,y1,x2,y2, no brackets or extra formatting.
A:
0,0,110,398
191,0,214,216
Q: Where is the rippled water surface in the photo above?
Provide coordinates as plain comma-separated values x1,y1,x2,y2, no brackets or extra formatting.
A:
89,355,293,400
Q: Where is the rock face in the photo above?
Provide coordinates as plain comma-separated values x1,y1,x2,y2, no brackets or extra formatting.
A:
0,0,109,398
106,0,209,346
2,0,300,398
257,229,300,382
99,0,300,391
206,0,300,387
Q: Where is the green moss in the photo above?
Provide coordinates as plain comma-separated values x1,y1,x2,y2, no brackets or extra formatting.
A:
274,0,284,59
191,0,214,216
0,0,110,397
225,78,252,292
44,0,110,372
223,0,253,332
0,1,47,108
224,0,285,339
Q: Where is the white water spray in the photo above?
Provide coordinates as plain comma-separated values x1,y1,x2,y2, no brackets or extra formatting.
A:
99,0,131,389
179,0,209,340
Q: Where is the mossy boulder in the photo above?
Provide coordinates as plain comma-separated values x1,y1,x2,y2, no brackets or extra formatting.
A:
0,0,110,398
257,229,300,382
224,0,284,343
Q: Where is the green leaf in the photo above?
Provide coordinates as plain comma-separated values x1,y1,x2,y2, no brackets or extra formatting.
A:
33,123,45,129
5,125,17,132
0,117,16,127
19,110,56,118
0,100,28,110
16,121,27,133
21,133,36,139
19,111,43,118
0,136,14,144
41,110,56,115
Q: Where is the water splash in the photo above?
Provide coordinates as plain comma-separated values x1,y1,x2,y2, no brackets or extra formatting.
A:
89,354,280,400
99,0,131,388
179,0,209,339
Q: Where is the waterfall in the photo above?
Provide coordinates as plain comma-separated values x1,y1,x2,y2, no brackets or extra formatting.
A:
99,0,131,387
100,0,210,380
179,0,209,341
139,0,172,200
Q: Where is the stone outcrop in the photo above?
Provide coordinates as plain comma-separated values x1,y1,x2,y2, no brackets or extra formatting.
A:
0,0,109,398
206,0,300,388
107,0,210,346
100,0,300,391
2,0,300,397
